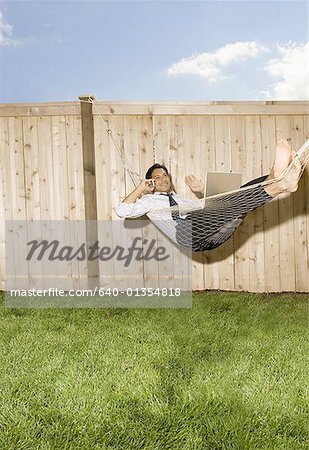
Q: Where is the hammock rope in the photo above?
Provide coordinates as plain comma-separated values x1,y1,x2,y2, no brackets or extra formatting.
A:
82,96,142,188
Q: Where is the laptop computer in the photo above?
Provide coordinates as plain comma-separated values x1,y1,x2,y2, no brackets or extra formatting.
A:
204,171,242,198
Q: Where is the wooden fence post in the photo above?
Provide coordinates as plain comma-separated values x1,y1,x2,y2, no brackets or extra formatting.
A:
79,94,99,290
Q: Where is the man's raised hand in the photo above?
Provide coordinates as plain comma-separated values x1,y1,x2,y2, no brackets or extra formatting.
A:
185,175,204,194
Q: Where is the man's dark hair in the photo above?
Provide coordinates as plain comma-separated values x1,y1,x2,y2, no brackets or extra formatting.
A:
145,163,169,179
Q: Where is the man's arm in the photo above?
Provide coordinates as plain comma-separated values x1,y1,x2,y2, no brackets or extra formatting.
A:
122,180,154,203
116,180,155,218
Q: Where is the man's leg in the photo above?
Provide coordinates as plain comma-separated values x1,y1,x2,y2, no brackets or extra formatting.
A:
176,139,302,251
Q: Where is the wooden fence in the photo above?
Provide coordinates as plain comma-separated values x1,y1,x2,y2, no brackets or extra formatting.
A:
0,99,308,292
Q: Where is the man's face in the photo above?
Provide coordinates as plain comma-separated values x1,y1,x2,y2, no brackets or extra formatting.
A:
151,168,172,193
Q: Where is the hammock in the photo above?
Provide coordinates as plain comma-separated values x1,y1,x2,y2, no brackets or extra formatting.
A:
144,139,309,252
84,97,309,252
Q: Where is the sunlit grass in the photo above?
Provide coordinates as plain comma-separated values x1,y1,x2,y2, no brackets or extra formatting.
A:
0,291,307,449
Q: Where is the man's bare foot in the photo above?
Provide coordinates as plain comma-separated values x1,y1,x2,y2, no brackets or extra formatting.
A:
265,139,302,197
270,139,292,178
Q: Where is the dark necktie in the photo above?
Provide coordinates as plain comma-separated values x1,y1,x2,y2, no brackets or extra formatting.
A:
161,193,181,221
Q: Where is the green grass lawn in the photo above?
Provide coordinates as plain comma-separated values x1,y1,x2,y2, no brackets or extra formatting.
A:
0,291,308,450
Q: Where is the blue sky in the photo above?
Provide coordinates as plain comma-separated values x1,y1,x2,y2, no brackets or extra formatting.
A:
0,0,308,103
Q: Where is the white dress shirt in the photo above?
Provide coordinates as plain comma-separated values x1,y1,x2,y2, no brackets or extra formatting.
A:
116,192,203,243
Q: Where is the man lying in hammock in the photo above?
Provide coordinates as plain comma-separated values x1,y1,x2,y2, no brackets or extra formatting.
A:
116,139,304,252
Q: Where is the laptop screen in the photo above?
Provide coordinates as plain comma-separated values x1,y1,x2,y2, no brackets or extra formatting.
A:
205,172,242,197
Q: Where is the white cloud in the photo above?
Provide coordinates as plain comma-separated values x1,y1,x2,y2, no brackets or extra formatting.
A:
167,41,269,83
263,42,309,100
0,10,12,45
0,9,21,47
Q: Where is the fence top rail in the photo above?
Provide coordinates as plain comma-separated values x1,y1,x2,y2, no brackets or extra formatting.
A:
0,100,308,117
92,100,309,116
0,102,81,117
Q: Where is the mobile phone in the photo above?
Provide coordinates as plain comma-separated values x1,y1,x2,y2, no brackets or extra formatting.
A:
145,179,155,193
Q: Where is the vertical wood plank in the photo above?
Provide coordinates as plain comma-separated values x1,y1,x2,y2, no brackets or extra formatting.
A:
191,116,214,291
94,115,112,220
168,115,193,290
153,115,170,167
79,98,99,289
37,116,53,221
93,115,113,289
290,116,308,292
169,115,185,193
213,116,235,291
23,117,41,221
8,118,28,289
66,115,87,289
138,115,154,179
79,97,97,221
109,115,126,220
276,116,296,291
22,116,43,289
51,116,69,219
0,119,8,290
152,115,176,289
36,116,54,290
199,116,218,290
304,115,309,292
260,116,280,292
230,116,249,291
66,115,85,221
107,115,130,289
138,115,159,289
244,116,265,292
183,116,204,290
121,115,147,289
